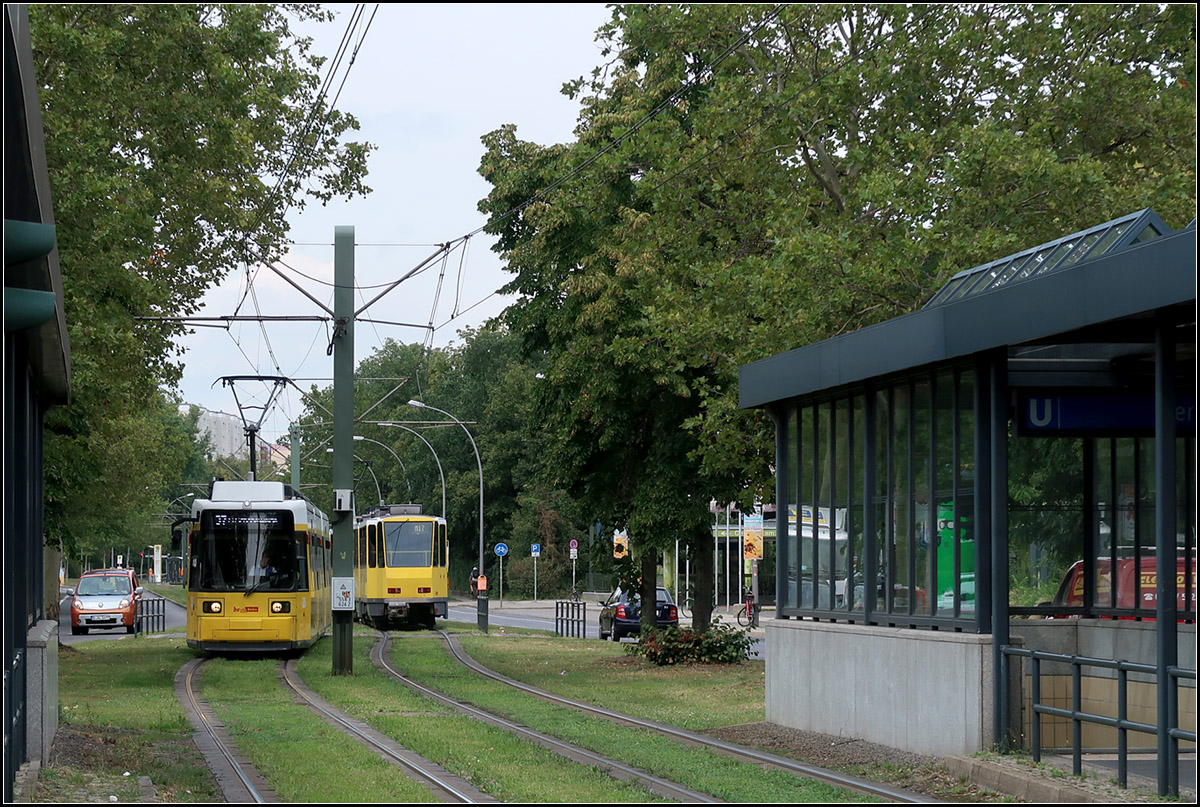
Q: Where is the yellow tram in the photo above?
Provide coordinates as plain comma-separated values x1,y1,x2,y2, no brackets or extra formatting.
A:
354,504,448,629
185,480,331,652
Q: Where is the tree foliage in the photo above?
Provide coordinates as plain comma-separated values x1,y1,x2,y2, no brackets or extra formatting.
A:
476,4,1195,627
30,4,373,554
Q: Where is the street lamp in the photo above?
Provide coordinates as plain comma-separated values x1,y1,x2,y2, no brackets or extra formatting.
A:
167,493,195,512
327,449,383,507
407,400,483,575
353,435,413,501
377,423,446,519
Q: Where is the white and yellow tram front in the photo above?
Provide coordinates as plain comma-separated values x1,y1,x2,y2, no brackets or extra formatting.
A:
186,481,330,652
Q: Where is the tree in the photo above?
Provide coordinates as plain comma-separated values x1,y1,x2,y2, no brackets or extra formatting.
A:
30,5,373,555
478,4,1194,628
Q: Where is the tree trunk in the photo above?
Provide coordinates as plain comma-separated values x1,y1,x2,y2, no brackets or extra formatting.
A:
640,549,658,634
691,526,715,632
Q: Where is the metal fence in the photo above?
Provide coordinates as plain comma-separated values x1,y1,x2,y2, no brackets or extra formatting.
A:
136,595,167,635
555,600,587,638
1001,644,1196,797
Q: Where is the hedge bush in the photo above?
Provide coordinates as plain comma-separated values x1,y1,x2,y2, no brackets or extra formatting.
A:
627,622,753,665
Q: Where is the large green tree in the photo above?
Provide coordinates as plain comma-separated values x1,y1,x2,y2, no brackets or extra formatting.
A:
30,4,373,555
478,4,1195,628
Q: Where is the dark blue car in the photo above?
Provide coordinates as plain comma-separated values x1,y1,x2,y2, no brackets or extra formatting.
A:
598,585,678,641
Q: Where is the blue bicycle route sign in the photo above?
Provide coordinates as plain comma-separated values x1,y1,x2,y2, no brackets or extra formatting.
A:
494,542,509,557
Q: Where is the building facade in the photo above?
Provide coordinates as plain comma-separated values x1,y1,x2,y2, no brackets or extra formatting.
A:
4,5,71,799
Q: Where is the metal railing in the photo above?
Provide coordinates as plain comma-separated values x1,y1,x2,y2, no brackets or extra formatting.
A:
1001,644,1196,796
555,600,587,638
136,595,167,635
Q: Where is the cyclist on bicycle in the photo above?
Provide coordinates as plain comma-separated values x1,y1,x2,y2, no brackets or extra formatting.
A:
469,567,480,599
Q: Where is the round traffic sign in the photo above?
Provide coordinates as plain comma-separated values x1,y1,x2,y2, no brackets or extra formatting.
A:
569,539,579,549
494,542,509,557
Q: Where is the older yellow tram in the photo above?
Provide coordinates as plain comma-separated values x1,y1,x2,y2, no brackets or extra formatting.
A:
354,504,448,629
185,480,331,652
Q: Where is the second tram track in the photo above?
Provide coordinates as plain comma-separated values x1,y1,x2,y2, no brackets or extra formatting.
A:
425,629,936,804
370,630,722,803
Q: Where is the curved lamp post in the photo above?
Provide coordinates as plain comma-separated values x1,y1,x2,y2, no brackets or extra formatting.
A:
353,435,413,501
327,448,383,508
378,422,446,519
166,493,195,513
407,400,483,575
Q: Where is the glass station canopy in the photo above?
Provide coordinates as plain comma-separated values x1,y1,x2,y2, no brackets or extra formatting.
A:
924,208,1173,309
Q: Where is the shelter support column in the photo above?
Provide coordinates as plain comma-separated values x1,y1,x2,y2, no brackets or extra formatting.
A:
1154,313,1178,795
773,405,788,613
987,350,1009,748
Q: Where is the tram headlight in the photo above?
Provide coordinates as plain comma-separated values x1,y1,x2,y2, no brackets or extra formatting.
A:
202,600,222,614
270,600,291,614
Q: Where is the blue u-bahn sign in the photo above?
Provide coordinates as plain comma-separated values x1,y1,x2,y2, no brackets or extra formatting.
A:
1020,394,1196,435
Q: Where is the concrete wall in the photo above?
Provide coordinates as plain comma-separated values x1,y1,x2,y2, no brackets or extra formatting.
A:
765,617,1196,759
25,620,58,765
765,618,994,756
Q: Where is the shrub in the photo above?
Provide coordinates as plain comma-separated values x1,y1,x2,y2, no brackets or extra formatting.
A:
627,623,753,665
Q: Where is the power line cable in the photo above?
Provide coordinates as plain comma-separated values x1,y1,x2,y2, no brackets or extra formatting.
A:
232,4,375,317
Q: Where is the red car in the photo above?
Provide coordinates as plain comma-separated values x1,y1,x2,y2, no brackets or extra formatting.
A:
1052,555,1195,618
70,568,143,635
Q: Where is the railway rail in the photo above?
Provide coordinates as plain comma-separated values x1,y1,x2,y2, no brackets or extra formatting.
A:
177,655,495,803
370,631,720,803
176,630,935,803
279,657,495,803
430,630,936,804
176,658,274,803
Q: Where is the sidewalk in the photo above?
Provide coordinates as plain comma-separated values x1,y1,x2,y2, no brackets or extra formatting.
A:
465,595,769,635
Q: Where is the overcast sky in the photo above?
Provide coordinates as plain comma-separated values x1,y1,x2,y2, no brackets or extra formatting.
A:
176,4,611,446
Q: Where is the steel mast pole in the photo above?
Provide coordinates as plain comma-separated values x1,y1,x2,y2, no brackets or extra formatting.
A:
332,226,355,675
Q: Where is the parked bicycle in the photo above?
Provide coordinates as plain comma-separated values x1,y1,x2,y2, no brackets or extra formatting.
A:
737,587,759,627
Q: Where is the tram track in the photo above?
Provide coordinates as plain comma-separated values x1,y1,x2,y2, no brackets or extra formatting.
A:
178,655,496,803
430,630,937,804
279,657,497,803
176,658,273,804
177,631,936,803
370,631,722,803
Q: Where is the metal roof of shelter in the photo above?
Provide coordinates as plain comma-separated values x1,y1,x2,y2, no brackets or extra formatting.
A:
739,209,1196,409
924,209,1173,309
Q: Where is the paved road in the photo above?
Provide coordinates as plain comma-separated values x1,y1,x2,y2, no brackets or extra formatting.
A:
446,597,767,658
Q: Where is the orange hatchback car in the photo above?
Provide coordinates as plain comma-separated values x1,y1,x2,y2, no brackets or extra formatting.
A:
70,568,143,635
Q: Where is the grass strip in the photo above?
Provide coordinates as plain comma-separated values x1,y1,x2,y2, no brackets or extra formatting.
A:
200,653,439,803
48,638,219,802
460,632,767,730
389,632,877,803
295,633,662,803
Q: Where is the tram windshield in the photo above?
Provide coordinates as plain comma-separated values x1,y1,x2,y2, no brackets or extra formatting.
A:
384,520,432,567
193,510,305,592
